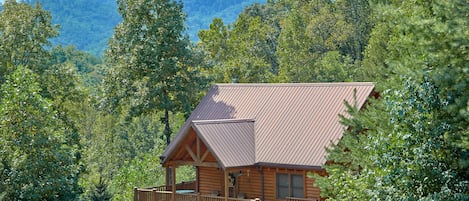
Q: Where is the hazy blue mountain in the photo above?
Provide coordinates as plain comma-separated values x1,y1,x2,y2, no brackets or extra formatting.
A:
6,0,265,56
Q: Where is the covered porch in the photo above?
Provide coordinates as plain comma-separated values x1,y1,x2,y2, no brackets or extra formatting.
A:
134,120,260,201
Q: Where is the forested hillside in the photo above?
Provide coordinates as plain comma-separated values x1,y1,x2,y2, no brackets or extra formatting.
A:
2,0,265,55
0,0,467,201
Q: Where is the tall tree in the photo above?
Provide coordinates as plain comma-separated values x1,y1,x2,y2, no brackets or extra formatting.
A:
198,2,282,83
0,66,81,201
0,0,58,82
335,0,371,61
104,0,209,145
276,0,356,82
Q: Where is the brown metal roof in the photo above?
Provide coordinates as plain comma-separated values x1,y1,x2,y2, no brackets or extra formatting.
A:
192,119,256,168
162,83,375,169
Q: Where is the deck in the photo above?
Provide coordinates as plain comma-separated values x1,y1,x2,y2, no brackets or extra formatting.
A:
133,187,318,201
133,188,254,201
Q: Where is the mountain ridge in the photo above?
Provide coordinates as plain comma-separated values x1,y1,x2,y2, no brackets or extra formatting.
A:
1,0,265,56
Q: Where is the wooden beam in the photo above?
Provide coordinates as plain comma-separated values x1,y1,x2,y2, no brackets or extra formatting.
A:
168,160,219,168
165,166,169,187
200,150,210,162
196,136,201,160
185,144,198,162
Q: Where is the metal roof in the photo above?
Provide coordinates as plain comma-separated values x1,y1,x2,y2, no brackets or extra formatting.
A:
162,83,375,169
192,119,256,168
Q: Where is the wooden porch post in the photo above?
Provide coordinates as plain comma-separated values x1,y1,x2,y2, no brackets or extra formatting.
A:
224,170,229,201
196,166,200,193
165,166,169,190
172,165,176,201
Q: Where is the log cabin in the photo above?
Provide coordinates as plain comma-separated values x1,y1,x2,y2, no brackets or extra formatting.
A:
134,83,375,201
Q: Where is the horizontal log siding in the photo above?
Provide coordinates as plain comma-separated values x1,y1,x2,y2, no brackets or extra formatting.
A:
199,167,223,196
305,170,322,200
230,167,262,199
197,166,324,201
263,168,276,201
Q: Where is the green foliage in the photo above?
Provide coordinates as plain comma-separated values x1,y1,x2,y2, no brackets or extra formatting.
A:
49,45,104,94
199,2,282,83
199,0,371,83
312,97,386,200
89,177,112,201
0,0,58,81
371,78,467,200
110,149,165,201
0,66,81,201
104,0,210,145
276,0,368,82
316,0,469,200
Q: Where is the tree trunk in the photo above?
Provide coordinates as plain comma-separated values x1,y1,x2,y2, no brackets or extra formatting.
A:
164,108,172,146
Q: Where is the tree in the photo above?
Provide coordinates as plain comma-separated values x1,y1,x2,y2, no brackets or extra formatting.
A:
0,66,81,201
109,148,165,201
198,3,282,83
335,0,371,61
276,0,357,82
0,0,58,83
371,78,467,200
315,0,469,199
89,177,112,201
104,0,210,145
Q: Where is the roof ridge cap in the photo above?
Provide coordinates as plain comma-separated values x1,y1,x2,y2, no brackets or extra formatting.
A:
192,118,255,125
214,82,374,87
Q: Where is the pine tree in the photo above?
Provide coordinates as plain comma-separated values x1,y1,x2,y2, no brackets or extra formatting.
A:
89,177,112,201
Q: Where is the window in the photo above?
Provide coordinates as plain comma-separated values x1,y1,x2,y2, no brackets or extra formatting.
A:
276,173,304,199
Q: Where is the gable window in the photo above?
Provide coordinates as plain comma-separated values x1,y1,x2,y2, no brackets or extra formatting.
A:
276,173,304,199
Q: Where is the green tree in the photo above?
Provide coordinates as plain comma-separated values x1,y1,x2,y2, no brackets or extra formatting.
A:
315,0,469,199
0,66,81,201
316,78,468,200
198,3,281,83
276,0,357,82
89,177,112,201
0,0,58,82
109,148,166,201
105,0,209,145
275,3,314,82
371,78,467,200
335,0,371,61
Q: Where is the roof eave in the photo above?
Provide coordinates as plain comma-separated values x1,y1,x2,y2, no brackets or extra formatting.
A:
255,162,324,171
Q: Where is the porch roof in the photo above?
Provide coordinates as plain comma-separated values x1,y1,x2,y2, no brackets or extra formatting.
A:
192,119,255,168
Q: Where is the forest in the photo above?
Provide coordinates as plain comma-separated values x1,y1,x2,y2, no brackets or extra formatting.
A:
0,0,468,201
6,0,265,55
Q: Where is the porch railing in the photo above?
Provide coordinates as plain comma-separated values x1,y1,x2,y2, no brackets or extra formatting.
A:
286,197,319,201
134,189,254,201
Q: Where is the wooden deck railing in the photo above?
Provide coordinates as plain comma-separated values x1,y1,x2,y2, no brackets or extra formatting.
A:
134,189,254,201
286,197,319,201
